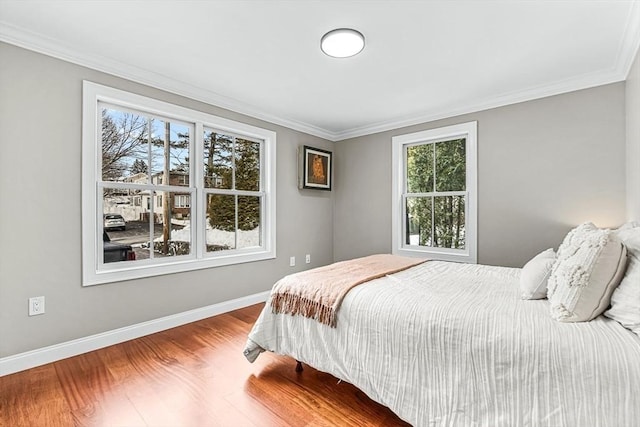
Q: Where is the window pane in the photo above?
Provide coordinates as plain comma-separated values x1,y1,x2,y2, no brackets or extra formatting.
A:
406,144,434,193
102,188,150,263
152,191,192,257
204,130,233,189
101,107,149,183
237,196,261,249
435,138,466,192
206,194,236,252
406,196,432,246
149,120,191,187
433,196,466,249
235,139,260,191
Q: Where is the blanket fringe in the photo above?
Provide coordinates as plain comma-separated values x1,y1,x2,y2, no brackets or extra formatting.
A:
270,293,337,328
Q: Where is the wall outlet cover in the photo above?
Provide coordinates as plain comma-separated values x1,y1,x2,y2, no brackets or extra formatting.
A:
29,296,45,316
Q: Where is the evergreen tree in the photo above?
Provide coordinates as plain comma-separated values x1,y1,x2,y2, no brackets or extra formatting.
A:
406,138,466,249
130,159,148,175
235,139,260,230
205,132,234,231
205,135,261,232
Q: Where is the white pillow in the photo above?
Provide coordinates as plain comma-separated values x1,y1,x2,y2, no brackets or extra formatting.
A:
520,248,556,300
604,222,640,336
547,222,627,322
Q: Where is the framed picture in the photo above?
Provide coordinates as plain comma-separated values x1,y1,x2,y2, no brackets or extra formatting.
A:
299,145,332,190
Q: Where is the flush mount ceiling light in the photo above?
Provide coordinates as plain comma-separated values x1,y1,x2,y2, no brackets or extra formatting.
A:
321,28,365,58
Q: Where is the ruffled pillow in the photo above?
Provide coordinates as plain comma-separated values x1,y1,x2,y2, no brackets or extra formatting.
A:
604,222,640,336
520,248,556,300
547,222,627,322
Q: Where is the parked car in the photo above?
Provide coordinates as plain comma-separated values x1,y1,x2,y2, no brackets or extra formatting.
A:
104,213,126,231
103,231,135,263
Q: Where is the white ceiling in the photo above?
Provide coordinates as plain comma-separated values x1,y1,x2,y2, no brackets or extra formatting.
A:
1,1,639,141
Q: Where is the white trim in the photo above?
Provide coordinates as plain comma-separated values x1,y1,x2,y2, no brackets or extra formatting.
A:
83,81,276,285
619,0,640,80
1,10,638,143
391,121,477,263
333,69,627,141
0,22,335,141
0,290,270,377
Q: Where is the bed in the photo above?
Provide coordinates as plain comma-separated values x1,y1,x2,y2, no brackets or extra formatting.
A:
244,225,640,426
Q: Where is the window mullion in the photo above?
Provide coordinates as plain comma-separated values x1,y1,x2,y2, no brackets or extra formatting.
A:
430,196,435,248
148,190,155,259
234,195,239,250
195,122,204,259
405,190,465,198
146,117,154,260
431,143,436,243
231,136,237,191
432,142,436,193
97,183,104,266
403,145,408,194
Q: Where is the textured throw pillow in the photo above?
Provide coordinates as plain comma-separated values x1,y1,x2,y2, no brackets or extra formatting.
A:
547,222,627,322
520,248,556,300
604,222,640,336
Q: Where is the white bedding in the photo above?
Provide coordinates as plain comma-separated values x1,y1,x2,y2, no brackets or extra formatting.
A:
244,261,640,426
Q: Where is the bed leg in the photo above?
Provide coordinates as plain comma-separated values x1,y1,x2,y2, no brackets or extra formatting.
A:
295,360,303,372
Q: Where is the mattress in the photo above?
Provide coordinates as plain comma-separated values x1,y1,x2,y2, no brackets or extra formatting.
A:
244,261,640,426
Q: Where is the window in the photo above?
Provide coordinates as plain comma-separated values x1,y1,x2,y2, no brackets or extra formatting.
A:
391,121,477,263
82,81,276,285
174,195,190,208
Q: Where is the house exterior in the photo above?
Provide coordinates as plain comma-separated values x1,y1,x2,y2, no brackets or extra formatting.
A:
104,171,191,223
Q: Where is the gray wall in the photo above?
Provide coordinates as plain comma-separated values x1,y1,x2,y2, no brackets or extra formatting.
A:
0,40,632,360
334,83,627,267
0,42,334,358
627,47,640,222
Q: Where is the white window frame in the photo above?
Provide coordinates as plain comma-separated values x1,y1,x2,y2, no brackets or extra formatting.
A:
82,81,276,286
391,121,477,263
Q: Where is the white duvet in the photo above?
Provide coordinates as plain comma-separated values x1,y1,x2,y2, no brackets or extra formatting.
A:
244,261,640,426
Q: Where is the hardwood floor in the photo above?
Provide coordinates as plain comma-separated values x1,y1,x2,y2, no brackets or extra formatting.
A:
0,303,410,426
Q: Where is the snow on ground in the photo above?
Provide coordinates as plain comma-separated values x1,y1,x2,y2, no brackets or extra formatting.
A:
155,224,260,248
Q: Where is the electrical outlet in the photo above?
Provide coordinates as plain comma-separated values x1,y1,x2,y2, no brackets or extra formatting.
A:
289,256,296,267
29,296,45,316
305,254,311,264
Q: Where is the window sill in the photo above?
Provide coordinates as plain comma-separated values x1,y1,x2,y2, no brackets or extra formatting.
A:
83,249,276,286
393,247,476,264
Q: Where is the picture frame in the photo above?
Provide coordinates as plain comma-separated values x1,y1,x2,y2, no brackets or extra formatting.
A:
298,145,332,190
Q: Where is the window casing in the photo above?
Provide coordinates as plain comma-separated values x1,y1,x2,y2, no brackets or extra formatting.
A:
82,81,276,285
391,121,477,263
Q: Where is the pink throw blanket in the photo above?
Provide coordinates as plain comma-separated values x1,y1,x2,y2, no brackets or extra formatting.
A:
270,254,426,327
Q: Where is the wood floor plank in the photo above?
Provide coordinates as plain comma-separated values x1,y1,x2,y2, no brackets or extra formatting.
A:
0,303,410,426
54,350,146,427
0,364,75,427
227,302,265,324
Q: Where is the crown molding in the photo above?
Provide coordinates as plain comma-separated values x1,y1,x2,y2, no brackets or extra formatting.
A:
618,0,640,78
334,67,628,141
2,4,639,144
336,1,640,141
0,21,338,141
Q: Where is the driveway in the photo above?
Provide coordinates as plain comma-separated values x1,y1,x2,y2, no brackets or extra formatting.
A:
105,220,185,260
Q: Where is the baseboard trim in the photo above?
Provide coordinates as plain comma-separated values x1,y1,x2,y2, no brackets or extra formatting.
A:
0,290,270,376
